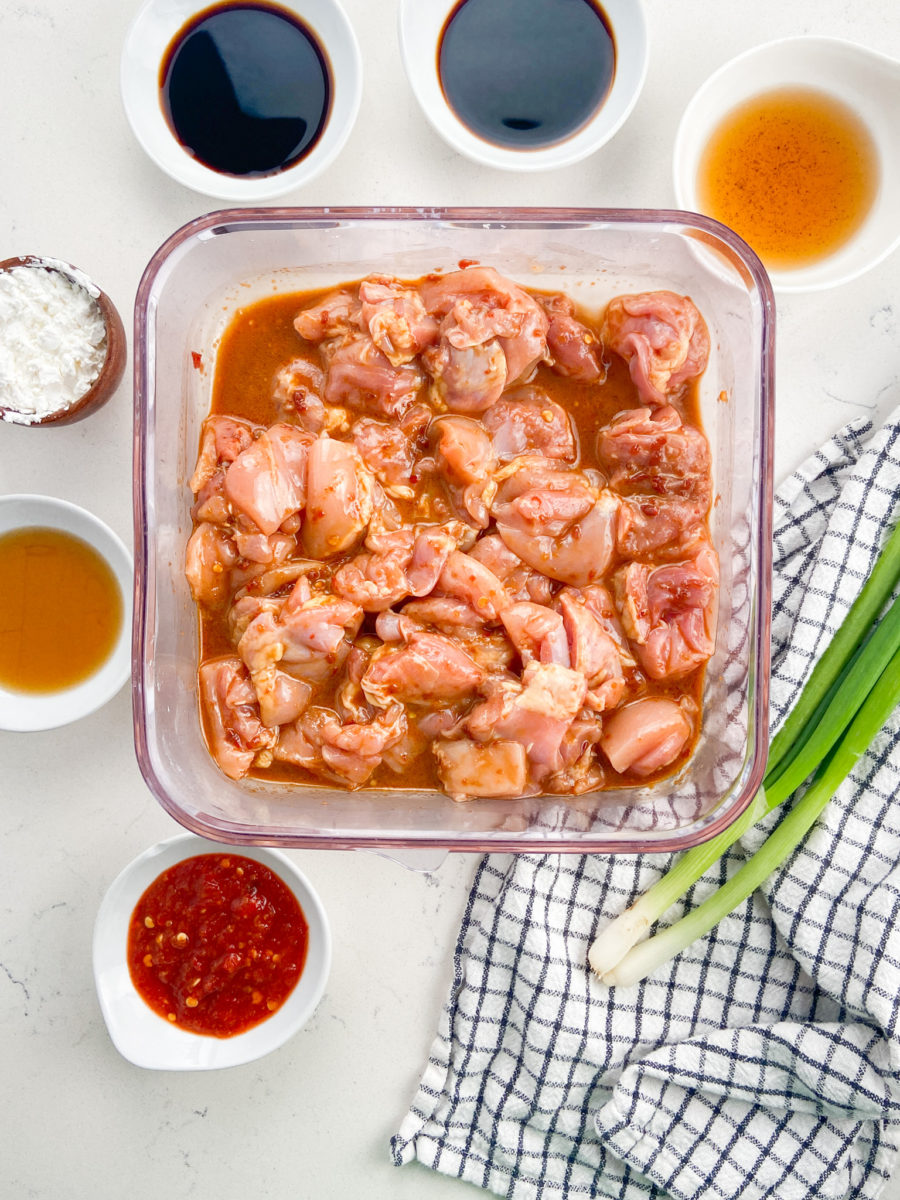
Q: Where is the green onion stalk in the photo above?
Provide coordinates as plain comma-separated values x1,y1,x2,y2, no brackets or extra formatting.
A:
588,518,900,985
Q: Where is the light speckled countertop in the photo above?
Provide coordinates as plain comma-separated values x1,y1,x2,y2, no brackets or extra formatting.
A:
1,2,899,1197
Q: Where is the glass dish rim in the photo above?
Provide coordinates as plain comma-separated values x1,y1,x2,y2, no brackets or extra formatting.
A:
132,205,775,854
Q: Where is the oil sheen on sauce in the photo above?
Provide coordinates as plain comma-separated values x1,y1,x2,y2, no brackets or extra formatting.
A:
159,1,332,177
438,0,616,149
0,527,122,693
698,86,880,270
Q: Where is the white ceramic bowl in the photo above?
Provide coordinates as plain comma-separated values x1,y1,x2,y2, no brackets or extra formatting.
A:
0,495,132,732
674,37,900,293
120,0,362,200
398,0,648,171
93,833,332,1070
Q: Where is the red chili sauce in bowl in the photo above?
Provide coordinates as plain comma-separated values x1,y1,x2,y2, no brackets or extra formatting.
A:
127,853,308,1037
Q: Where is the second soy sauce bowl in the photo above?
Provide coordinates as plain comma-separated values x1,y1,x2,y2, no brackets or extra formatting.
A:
121,0,363,201
398,0,649,171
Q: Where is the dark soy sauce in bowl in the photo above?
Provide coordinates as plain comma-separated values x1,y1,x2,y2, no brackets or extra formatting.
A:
160,2,332,177
438,0,616,150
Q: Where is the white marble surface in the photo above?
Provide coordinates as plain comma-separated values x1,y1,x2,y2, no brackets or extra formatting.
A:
1,1,898,1197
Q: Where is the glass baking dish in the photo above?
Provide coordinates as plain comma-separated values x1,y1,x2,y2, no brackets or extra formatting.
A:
133,208,774,853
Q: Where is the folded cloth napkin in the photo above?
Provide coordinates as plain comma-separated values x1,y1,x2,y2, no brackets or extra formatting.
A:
392,408,900,1200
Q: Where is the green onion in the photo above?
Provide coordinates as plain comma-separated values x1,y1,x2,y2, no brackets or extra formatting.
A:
588,518,900,982
601,641,900,988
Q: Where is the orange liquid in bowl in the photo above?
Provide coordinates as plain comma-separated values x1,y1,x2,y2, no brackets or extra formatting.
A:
697,86,880,270
0,526,122,693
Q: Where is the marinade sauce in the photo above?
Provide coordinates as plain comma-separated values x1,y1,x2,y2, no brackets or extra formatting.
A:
159,1,332,178
438,0,616,150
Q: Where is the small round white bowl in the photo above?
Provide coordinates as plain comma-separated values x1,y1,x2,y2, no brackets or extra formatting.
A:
0,495,132,732
398,0,648,172
120,0,362,201
93,833,332,1071
674,37,900,293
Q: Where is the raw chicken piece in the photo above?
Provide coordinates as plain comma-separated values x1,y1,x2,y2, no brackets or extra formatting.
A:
501,602,571,667
323,336,424,418
601,292,710,406
429,414,497,525
237,579,362,691
617,496,708,561
232,525,295,566
191,468,230,525
436,551,509,621
303,437,375,559
227,594,282,644
358,275,439,366
274,703,406,787
615,541,719,680
199,657,277,780
224,423,313,536
256,669,312,727
332,543,412,612
353,418,417,500
433,738,528,801
333,525,458,612
541,293,604,382
544,714,606,794
189,415,258,494
492,459,618,586
430,415,495,485
468,534,554,605
405,525,461,594
557,589,626,712
272,358,327,431
335,639,379,724
466,661,587,777
399,597,486,629
185,523,237,607
319,703,408,786
422,337,508,413
293,290,361,342
574,583,636,666
482,387,576,461
421,266,549,388
599,697,692,777
362,627,485,707
597,406,712,505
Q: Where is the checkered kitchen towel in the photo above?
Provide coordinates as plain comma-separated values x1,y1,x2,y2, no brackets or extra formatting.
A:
392,407,900,1200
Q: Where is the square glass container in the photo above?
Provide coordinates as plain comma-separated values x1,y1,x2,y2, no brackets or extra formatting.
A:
133,208,774,853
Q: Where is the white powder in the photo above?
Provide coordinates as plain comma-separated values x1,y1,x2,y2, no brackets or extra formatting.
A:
0,260,108,425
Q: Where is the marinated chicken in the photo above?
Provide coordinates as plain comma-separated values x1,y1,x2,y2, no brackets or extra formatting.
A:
186,269,717,801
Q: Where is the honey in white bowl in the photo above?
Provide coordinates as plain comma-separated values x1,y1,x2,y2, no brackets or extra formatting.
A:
697,86,880,271
0,526,123,693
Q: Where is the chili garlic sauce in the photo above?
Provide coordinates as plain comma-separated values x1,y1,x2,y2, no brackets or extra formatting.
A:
128,853,308,1037
0,526,122,693
201,286,708,793
698,86,880,270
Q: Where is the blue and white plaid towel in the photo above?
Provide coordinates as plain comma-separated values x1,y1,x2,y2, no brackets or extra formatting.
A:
392,408,900,1200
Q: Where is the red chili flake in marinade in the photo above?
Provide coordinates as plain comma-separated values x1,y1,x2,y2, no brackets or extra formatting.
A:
127,853,308,1037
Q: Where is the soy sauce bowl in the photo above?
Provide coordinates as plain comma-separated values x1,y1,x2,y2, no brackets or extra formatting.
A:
93,833,332,1070
398,0,648,171
120,0,362,200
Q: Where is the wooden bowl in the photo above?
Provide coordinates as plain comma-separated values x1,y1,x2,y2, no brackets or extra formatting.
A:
0,255,127,426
